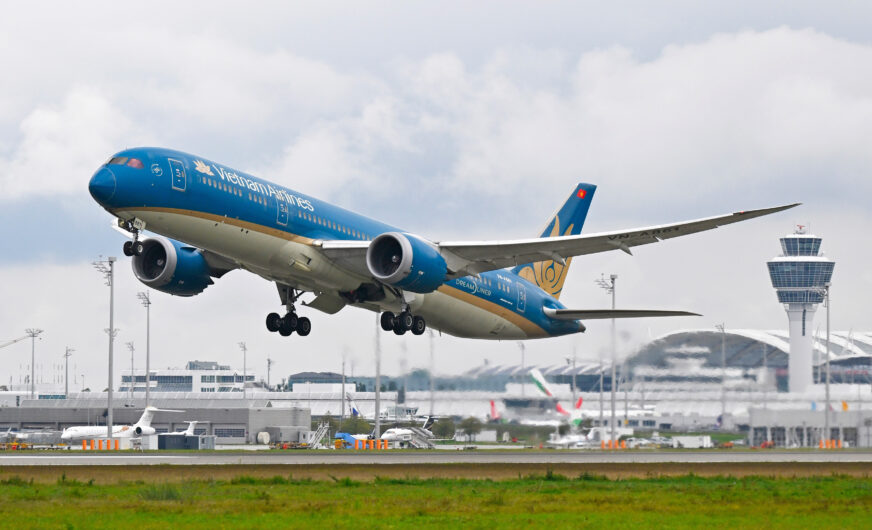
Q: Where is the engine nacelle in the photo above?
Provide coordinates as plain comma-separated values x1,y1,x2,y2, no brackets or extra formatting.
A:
366,232,448,293
132,237,213,296
134,425,155,436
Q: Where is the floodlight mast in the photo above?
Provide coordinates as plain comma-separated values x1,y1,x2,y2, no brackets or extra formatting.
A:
63,347,74,398
93,256,117,439
715,323,727,425
125,342,135,401
374,314,381,439
596,273,617,446
25,328,44,399
137,291,152,407
238,342,248,399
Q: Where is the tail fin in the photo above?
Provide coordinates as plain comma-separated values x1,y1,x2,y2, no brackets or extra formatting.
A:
530,368,556,398
422,416,436,431
512,183,596,299
346,392,361,417
489,400,501,421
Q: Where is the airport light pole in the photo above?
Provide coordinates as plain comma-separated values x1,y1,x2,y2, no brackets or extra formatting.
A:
566,349,577,404
428,329,435,416
596,273,617,445
715,324,726,426
824,283,831,444
137,291,151,408
518,342,526,397
25,328,43,399
93,256,117,439
64,347,74,398
125,342,135,401
238,342,248,398
374,314,381,439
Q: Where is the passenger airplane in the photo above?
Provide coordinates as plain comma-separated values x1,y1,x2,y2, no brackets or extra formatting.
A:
60,406,172,441
88,147,797,339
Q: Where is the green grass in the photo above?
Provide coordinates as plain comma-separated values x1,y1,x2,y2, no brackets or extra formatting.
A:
0,473,869,528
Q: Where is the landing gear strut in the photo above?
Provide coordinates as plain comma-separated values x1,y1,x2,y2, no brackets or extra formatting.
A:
120,218,145,257
266,288,312,337
380,310,426,336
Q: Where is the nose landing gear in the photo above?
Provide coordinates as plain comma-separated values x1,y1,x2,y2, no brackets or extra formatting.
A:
380,311,426,336
119,218,147,257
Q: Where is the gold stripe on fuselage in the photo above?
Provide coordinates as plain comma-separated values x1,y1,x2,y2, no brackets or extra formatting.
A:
120,206,549,338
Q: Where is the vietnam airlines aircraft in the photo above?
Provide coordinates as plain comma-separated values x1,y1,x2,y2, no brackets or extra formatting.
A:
88,148,796,339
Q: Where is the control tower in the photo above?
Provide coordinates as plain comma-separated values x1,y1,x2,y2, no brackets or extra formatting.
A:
767,226,835,393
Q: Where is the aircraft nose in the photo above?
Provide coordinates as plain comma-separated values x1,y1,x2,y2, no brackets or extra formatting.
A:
88,166,116,203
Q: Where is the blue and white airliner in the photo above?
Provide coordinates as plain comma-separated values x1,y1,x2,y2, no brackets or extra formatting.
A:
88,148,796,339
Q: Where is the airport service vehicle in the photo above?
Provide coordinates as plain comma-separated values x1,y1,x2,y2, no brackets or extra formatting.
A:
88,148,796,339
60,406,175,441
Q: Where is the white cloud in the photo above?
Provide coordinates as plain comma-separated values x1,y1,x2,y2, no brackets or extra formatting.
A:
0,87,133,200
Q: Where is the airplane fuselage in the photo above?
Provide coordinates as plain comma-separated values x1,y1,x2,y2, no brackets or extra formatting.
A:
89,147,581,339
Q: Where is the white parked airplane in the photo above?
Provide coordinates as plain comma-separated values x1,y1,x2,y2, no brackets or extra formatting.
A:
60,406,179,441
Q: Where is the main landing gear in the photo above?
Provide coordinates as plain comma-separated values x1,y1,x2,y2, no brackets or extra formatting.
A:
120,218,146,257
266,288,311,337
380,310,426,336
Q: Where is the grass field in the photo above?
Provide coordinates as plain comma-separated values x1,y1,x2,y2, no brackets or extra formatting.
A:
0,464,869,528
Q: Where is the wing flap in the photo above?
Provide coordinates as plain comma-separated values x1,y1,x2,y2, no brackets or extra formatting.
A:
544,308,701,321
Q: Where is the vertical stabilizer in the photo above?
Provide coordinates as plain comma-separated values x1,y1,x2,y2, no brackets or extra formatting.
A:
512,183,596,299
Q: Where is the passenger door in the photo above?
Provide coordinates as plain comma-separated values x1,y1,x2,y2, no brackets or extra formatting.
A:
517,284,527,313
276,199,289,226
168,158,186,191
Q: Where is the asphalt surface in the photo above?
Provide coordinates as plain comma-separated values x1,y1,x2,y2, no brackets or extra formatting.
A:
1,450,871,466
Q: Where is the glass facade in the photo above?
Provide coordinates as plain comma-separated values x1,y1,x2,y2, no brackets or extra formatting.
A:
780,237,821,256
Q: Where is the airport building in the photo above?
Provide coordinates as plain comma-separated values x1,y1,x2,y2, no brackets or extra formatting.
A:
120,360,256,393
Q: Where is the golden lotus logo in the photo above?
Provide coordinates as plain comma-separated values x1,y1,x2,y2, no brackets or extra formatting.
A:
193,160,214,176
517,216,574,299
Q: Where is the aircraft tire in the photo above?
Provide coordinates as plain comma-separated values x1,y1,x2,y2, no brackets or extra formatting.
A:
265,312,282,332
122,241,134,256
380,312,395,331
296,317,311,336
411,316,426,335
279,314,297,336
132,241,145,256
398,311,414,330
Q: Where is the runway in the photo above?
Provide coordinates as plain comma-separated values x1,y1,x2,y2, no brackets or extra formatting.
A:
1,450,871,466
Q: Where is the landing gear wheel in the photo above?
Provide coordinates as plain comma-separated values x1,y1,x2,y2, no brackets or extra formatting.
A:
411,316,426,335
398,311,414,330
393,324,406,335
132,241,145,256
265,312,281,332
380,312,395,331
279,314,297,336
295,317,311,336
123,241,134,257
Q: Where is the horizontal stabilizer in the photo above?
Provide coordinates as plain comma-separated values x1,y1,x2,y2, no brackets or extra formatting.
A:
544,308,700,321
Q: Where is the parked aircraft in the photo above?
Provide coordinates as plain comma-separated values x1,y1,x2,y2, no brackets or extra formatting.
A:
60,406,178,441
165,421,202,436
88,148,796,339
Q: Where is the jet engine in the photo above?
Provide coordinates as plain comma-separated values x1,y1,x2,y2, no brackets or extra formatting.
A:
366,232,448,293
132,237,214,296
134,425,156,436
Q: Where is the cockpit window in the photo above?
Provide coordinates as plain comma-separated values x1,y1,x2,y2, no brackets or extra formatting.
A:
106,156,144,169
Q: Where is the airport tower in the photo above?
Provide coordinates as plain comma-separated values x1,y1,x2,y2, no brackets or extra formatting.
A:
767,226,835,393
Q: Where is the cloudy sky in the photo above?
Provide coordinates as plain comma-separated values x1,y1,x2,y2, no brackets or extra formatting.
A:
2,2,871,389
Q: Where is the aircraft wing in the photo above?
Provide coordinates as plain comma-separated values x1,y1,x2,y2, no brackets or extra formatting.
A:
317,203,798,278
436,203,798,276
543,308,700,321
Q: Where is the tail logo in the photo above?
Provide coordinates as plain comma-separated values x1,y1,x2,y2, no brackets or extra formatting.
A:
577,189,586,199
517,217,574,297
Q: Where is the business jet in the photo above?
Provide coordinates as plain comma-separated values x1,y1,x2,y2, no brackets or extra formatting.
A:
60,406,174,441
165,421,202,436
88,148,796,339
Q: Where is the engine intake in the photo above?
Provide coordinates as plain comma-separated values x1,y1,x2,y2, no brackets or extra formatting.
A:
366,232,447,293
132,237,214,296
